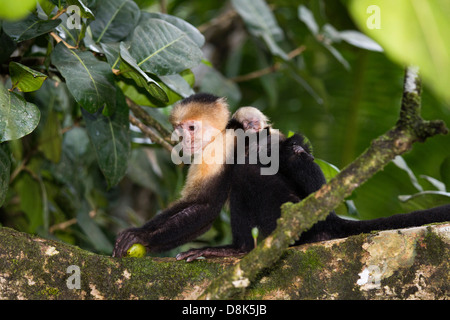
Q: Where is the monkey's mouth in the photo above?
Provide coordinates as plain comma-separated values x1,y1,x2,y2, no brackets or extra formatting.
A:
293,145,315,161
293,145,305,154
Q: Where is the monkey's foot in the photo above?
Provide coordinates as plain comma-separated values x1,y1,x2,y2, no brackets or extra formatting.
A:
176,247,248,262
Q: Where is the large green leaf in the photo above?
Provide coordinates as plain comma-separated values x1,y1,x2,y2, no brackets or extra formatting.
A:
9,62,48,92
129,18,203,76
90,0,140,43
231,0,288,60
119,42,169,103
15,172,43,233
38,111,62,163
0,144,10,207
82,89,130,188
0,0,37,20
2,14,61,42
51,43,116,113
349,0,450,103
0,84,41,142
141,12,205,48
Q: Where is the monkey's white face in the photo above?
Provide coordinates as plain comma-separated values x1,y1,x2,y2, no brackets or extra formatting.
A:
174,119,218,155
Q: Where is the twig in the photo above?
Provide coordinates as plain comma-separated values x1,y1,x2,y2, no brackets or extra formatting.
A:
197,9,238,33
126,98,173,143
129,115,173,152
50,32,78,50
231,46,306,82
198,66,448,299
52,8,67,20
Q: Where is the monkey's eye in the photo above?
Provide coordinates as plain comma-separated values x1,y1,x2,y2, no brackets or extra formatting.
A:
189,125,195,131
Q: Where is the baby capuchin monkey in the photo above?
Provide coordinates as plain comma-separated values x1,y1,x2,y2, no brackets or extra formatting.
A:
113,93,234,257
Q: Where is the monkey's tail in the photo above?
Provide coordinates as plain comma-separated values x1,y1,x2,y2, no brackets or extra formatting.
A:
337,204,450,237
295,204,450,245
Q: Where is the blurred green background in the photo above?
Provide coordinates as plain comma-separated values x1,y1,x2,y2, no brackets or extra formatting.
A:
0,0,449,257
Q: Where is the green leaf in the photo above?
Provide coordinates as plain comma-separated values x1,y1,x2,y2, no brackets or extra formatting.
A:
38,111,62,163
51,43,116,113
76,201,113,253
199,67,241,108
0,144,11,207
314,158,340,182
398,191,450,212
130,18,203,76
119,42,169,103
15,173,43,233
298,5,319,35
349,0,450,103
392,156,423,192
338,30,383,52
82,89,130,188
9,62,48,92
90,0,140,43
231,0,288,60
141,12,205,47
0,84,41,142
2,14,61,42
440,156,450,191
66,0,94,19
0,0,37,20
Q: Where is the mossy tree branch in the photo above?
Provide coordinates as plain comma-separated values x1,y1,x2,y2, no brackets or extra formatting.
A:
199,66,449,300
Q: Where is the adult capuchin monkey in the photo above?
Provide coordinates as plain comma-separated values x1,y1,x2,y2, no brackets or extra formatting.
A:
113,93,235,257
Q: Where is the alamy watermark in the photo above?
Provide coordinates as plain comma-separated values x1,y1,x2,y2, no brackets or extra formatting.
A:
170,125,281,176
366,5,381,30
66,265,81,289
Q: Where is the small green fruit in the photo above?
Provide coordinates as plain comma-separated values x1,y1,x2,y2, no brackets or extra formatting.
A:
126,243,146,258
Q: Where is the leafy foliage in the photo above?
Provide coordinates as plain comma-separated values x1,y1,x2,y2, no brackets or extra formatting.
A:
0,0,448,255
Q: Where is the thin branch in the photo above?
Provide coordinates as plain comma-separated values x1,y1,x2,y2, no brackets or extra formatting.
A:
50,32,77,50
197,9,238,33
126,98,173,143
199,66,448,299
129,115,173,152
231,46,306,82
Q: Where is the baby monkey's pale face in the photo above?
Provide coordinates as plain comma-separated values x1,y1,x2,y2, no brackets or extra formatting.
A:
233,106,269,133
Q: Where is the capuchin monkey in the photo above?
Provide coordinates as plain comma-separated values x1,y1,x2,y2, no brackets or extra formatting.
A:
113,93,234,257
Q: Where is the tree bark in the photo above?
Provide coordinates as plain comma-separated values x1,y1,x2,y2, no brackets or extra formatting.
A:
0,224,448,299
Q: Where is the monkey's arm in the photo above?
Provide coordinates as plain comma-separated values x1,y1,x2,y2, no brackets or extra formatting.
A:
113,200,222,257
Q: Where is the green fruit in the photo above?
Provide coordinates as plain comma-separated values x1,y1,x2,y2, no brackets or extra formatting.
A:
126,243,146,258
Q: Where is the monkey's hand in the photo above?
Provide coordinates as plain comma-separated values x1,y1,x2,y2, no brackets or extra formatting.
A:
176,246,248,262
112,228,148,258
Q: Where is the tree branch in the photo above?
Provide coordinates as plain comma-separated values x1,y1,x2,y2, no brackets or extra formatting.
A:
1,224,449,299
129,115,173,152
199,66,449,299
126,99,172,140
